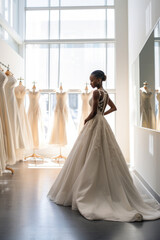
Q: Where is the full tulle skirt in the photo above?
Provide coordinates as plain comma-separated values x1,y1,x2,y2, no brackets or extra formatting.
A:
48,113,160,222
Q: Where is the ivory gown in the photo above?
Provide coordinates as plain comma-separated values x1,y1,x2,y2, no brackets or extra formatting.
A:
140,88,155,129
48,89,160,222
78,92,92,133
49,92,68,146
0,117,6,173
15,85,33,149
0,70,16,165
28,91,44,148
5,75,25,151
156,92,160,130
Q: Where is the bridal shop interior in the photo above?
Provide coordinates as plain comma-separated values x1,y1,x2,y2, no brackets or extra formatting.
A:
1,0,160,239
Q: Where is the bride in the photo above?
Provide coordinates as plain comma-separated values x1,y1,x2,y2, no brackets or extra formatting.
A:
48,70,160,222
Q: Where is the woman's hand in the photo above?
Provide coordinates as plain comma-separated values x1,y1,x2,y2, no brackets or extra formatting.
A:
84,119,88,125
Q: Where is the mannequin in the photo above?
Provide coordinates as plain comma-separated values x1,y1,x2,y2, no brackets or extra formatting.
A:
78,83,92,133
15,78,33,149
49,83,68,161
27,83,45,148
49,83,68,146
5,68,25,154
140,81,155,129
0,68,16,166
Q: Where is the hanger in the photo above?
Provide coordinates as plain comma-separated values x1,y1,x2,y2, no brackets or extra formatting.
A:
17,77,24,86
5,65,13,76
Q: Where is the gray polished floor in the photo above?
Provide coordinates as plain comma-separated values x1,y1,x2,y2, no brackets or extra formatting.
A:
0,161,160,240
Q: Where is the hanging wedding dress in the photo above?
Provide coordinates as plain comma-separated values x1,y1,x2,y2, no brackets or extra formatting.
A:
49,92,68,146
0,117,6,173
0,70,16,165
15,84,33,149
28,91,44,148
48,89,160,222
156,92,160,130
140,88,155,129
78,92,92,133
5,74,25,152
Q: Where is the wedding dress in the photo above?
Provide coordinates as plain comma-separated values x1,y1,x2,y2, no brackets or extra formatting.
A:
5,75,25,150
0,117,6,173
28,91,44,148
15,85,33,149
48,89,160,222
140,88,155,129
49,92,68,145
0,71,16,165
78,92,92,133
156,92,160,130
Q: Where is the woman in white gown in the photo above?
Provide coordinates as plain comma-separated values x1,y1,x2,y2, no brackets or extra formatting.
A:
48,70,160,222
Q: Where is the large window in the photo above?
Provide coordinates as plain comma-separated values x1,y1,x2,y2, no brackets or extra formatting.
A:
25,0,116,135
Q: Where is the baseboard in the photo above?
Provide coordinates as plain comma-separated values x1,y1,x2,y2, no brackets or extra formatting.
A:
133,170,160,203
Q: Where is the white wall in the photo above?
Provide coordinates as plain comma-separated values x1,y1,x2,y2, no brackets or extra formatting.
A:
128,0,160,195
115,0,129,162
0,39,24,78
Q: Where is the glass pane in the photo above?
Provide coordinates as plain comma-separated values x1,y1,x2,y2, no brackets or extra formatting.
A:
26,0,49,7
60,9,107,39
59,0,114,6
26,44,49,89
11,0,19,33
107,9,115,38
50,44,59,89
59,43,107,89
154,20,160,38
50,0,59,6
106,43,115,89
50,10,59,39
26,11,49,39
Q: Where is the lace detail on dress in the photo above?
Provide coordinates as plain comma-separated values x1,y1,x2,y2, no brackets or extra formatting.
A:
97,89,109,113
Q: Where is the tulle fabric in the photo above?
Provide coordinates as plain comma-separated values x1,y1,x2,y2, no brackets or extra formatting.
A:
48,90,160,222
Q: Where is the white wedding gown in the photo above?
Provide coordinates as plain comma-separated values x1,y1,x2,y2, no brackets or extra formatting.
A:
48,89,160,222
28,91,45,148
15,85,33,149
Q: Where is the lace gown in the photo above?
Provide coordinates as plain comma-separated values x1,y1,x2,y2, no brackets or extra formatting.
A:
5,75,25,151
15,85,33,149
0,71,16,165
28,91,44,148
48,89,160,222
49,92,68,146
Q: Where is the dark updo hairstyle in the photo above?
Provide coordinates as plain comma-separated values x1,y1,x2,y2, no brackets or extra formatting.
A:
91,70,107,81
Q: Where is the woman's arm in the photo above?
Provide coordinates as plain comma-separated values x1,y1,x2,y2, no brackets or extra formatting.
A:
84,90,99,124
104,98,117,116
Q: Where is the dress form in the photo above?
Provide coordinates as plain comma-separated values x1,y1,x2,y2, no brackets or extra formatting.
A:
27,84,44,148
15,79,33,149
140,82,155,129
49,83,68,161
78,83,92,133
0,69,16,167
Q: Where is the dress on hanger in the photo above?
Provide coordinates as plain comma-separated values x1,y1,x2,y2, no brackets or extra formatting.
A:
0,117,6,173
0,71,16,165
48,89,160,222
15,85,33,149
156,92,160,130
49,92,68,146
78,92,92,133
5,75,25,150
28,91,44,148
140,88,155,129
